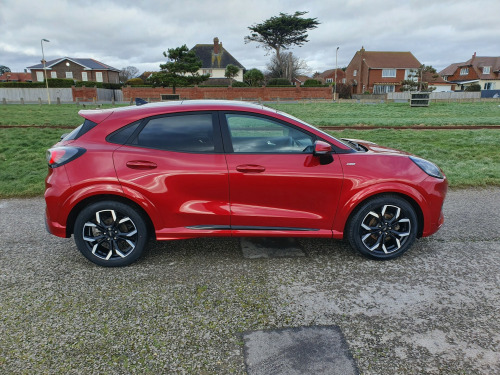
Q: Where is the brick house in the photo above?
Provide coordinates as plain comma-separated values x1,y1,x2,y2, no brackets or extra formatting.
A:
314,69,346,86
439,53,500,90
190,37,245,83
345,47,422,94
0,72,32,82
27,57,120,84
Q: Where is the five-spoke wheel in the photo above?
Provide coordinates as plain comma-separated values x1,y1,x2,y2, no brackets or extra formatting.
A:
347,195,418,260
74,201,148,267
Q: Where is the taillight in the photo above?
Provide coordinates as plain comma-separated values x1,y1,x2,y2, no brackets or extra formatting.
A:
46,147,86,168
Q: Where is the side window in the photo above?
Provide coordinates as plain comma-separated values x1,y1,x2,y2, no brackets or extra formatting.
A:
135,114,215,153
225,114,314,153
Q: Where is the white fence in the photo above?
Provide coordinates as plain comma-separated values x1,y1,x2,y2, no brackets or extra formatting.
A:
388,92,481,101
0,88,73,103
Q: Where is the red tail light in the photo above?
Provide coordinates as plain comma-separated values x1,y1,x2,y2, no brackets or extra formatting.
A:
46,147,86,168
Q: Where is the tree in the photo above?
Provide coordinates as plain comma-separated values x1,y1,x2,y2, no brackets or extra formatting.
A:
119,66,139,83
400,65,438,92
245,11,319,79
266,51,309,81
0,65,11,75
149,45,209,94
244,68,265,87
224,64,240,86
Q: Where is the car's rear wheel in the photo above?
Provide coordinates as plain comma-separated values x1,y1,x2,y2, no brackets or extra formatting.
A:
74,201,149,267
347,195,417,260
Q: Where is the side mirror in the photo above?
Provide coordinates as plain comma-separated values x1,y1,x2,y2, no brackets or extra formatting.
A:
313,140,332,155
313,140,334,165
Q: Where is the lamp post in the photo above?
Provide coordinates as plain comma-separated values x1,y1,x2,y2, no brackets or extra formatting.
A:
41,38,51,105
334,46,339,102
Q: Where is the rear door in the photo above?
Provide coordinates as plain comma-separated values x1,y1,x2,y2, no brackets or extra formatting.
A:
112,112,230,238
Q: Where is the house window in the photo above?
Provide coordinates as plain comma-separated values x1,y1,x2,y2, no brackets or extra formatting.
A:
382,69,396,78
326,78,333,83
483,66,491,74
443,76,448,81
353,70,357,77
484,82,494,90
96,72,103,82
460,68,469,75
51,71,57,79
203,69,212,76
82,72,88,81
36,71,44,82
342,78,346,84
373,85,395,94
66,72,73,79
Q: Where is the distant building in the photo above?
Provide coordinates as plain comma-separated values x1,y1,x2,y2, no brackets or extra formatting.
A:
439,53,500,90
27,57,120,84
345,47,421,94
190,37,245,83
0,71,32,82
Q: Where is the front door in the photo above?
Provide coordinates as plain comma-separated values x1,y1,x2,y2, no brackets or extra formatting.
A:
222,112,343,236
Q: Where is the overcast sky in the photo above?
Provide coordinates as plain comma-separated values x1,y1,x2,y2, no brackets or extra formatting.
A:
1,0,499,75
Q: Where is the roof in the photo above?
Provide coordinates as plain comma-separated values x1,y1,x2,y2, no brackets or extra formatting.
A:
359,50,421,69
190,44,245,70
422,71,449,85
27,57,120,72
439,55,500,79
0,72,32,82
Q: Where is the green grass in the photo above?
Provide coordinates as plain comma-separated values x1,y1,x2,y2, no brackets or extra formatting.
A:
268,102,500,127
0,103,499,197
0,104,122,126
329,129,500,187
0,128,64,197
1,126,499,198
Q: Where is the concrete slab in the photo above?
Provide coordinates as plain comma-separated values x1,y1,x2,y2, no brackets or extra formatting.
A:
243,326,358,375
240,237,305,259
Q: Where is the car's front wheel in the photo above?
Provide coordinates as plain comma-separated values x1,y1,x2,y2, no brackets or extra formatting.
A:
347,195,418,260
74,201,149,267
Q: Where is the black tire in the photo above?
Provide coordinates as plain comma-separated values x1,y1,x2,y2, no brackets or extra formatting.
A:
74,201,149,267
347,195,418,260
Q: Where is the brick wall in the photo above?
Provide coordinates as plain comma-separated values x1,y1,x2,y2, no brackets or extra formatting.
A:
72,86,98,101
122,86,333,101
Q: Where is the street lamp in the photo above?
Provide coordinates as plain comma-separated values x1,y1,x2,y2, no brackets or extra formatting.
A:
41,38,51,105
334,46,339,102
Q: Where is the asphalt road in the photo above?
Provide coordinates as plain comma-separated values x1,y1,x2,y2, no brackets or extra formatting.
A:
1,188,499,374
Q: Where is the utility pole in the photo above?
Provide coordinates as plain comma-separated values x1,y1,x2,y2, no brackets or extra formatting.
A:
41,38,51,105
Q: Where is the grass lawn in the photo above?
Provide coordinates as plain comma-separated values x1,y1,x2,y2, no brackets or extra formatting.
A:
1,102,499,197
1,126,499,198
269,101,500,127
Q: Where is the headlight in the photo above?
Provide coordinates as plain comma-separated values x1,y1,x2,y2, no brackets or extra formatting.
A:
410,156,444,179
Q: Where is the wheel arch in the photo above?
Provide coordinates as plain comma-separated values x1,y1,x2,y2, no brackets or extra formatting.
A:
66,194,156,239
343,192,424,239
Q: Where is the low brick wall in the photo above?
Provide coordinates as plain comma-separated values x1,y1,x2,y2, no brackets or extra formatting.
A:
72,86,98,102
122,86,333,102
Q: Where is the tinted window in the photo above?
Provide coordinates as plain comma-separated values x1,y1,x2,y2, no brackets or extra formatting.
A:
107,121,141,145
62,119,98,141
226,114,314,153
135,114,215,153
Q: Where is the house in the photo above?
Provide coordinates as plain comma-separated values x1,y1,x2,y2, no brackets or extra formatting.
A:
314,69,346,86
439,53,500,91
27,57,120,84
293,75,311,86
0,72,32,82
422,71,455,92
190,37,245,82
345,47,422,94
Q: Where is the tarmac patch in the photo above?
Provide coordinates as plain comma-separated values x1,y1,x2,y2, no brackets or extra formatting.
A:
240,237,305,259
243,326,358,375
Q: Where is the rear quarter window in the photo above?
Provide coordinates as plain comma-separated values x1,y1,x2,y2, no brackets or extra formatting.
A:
62,119,98,141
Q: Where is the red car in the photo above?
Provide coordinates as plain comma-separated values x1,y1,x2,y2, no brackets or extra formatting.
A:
45,100,447,266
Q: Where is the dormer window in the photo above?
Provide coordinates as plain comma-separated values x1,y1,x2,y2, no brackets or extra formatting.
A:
460,68,469,75
483,66,491,74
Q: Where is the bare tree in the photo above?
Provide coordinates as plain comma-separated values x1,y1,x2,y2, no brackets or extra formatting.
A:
266,52,310,81
119,66,139,83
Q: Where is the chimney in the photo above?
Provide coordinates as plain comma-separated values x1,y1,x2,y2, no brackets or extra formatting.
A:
214,37,220,54
471,52,476,64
